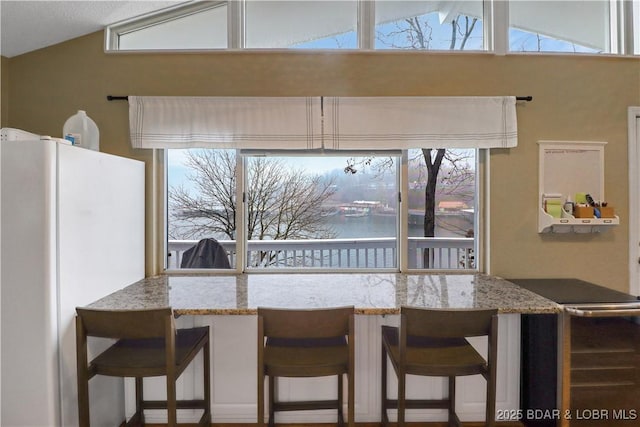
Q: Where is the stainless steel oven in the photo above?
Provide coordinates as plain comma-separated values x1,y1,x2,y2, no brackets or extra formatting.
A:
511,279,640,427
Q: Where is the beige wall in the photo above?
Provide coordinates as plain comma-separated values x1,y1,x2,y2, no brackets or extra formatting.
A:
5,31,640,290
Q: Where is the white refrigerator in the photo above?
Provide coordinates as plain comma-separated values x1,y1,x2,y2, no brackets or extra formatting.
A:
0,128,145,426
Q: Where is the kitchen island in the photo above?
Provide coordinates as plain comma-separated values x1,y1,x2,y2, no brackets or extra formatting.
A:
85,273,559,424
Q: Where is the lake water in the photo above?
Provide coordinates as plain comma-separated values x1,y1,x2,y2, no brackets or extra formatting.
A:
169,211,473,241
324,214,472,239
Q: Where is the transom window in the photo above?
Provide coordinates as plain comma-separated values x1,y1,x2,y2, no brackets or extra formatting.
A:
375,1,484,50
508,0,613,53
108,2,228,50
166,149,478,271
245,1,358,49
106,0,639,55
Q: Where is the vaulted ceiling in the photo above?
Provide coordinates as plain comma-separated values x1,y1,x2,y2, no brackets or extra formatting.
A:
0,1,180,58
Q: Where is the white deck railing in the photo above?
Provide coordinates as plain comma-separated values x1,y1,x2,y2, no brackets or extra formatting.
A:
168,237,474,270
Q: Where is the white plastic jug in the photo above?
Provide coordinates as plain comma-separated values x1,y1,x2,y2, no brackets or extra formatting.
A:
63,110,99,151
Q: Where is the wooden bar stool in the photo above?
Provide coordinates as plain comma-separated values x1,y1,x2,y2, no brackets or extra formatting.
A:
381,306,498,427
257,306,355,427
75,307,211,427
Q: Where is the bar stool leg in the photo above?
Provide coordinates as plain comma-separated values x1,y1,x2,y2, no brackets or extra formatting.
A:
397,370,406,427
134,377,144,425
336,374,344,427
167,376,177,427
268,375,276,427
486,370,496,427
76,317,91,427
203,339,212,425
77,376,90,427
448,376,456,427
348,369,354,427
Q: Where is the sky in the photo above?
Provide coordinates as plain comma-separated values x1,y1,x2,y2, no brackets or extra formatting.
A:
167,150,386,190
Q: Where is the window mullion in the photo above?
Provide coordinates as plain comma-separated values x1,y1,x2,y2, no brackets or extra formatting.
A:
491,0,508,55
399,150,409,272
478,149,489,274
359,0,375,50
228,0,245,49
620,0,635,55
158,149,167,273
236,149,246,272
610,0,620,54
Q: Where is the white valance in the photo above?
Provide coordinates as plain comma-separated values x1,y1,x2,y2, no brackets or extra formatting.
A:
129,96,518,150
129,96,323,149
322,96,517,149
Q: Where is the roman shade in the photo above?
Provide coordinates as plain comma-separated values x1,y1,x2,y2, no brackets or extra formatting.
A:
129,96,518,150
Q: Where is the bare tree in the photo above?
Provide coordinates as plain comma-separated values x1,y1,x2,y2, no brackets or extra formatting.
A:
377,13,478,50
170,150,237,240
245,157,337,241
169,150,337,266
418,149,474,238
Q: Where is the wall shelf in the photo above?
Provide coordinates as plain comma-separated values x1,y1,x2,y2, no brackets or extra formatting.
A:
538,141,618,233
539,208,619,233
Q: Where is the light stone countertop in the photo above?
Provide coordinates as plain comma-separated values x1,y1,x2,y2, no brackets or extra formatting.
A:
86,273,560,315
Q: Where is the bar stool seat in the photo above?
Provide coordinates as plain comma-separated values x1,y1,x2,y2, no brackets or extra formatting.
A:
257,306,355,427
264,336,349,377
381,306,498,427
382,330,488,376
75,307,211,427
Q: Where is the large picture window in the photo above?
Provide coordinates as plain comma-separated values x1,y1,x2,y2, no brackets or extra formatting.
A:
166,148,478,272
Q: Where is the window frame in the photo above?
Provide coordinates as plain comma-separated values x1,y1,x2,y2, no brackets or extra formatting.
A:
161,147,486,274
241,150,401,272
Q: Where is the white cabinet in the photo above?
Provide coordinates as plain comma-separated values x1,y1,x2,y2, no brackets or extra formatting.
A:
538,141,619,233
